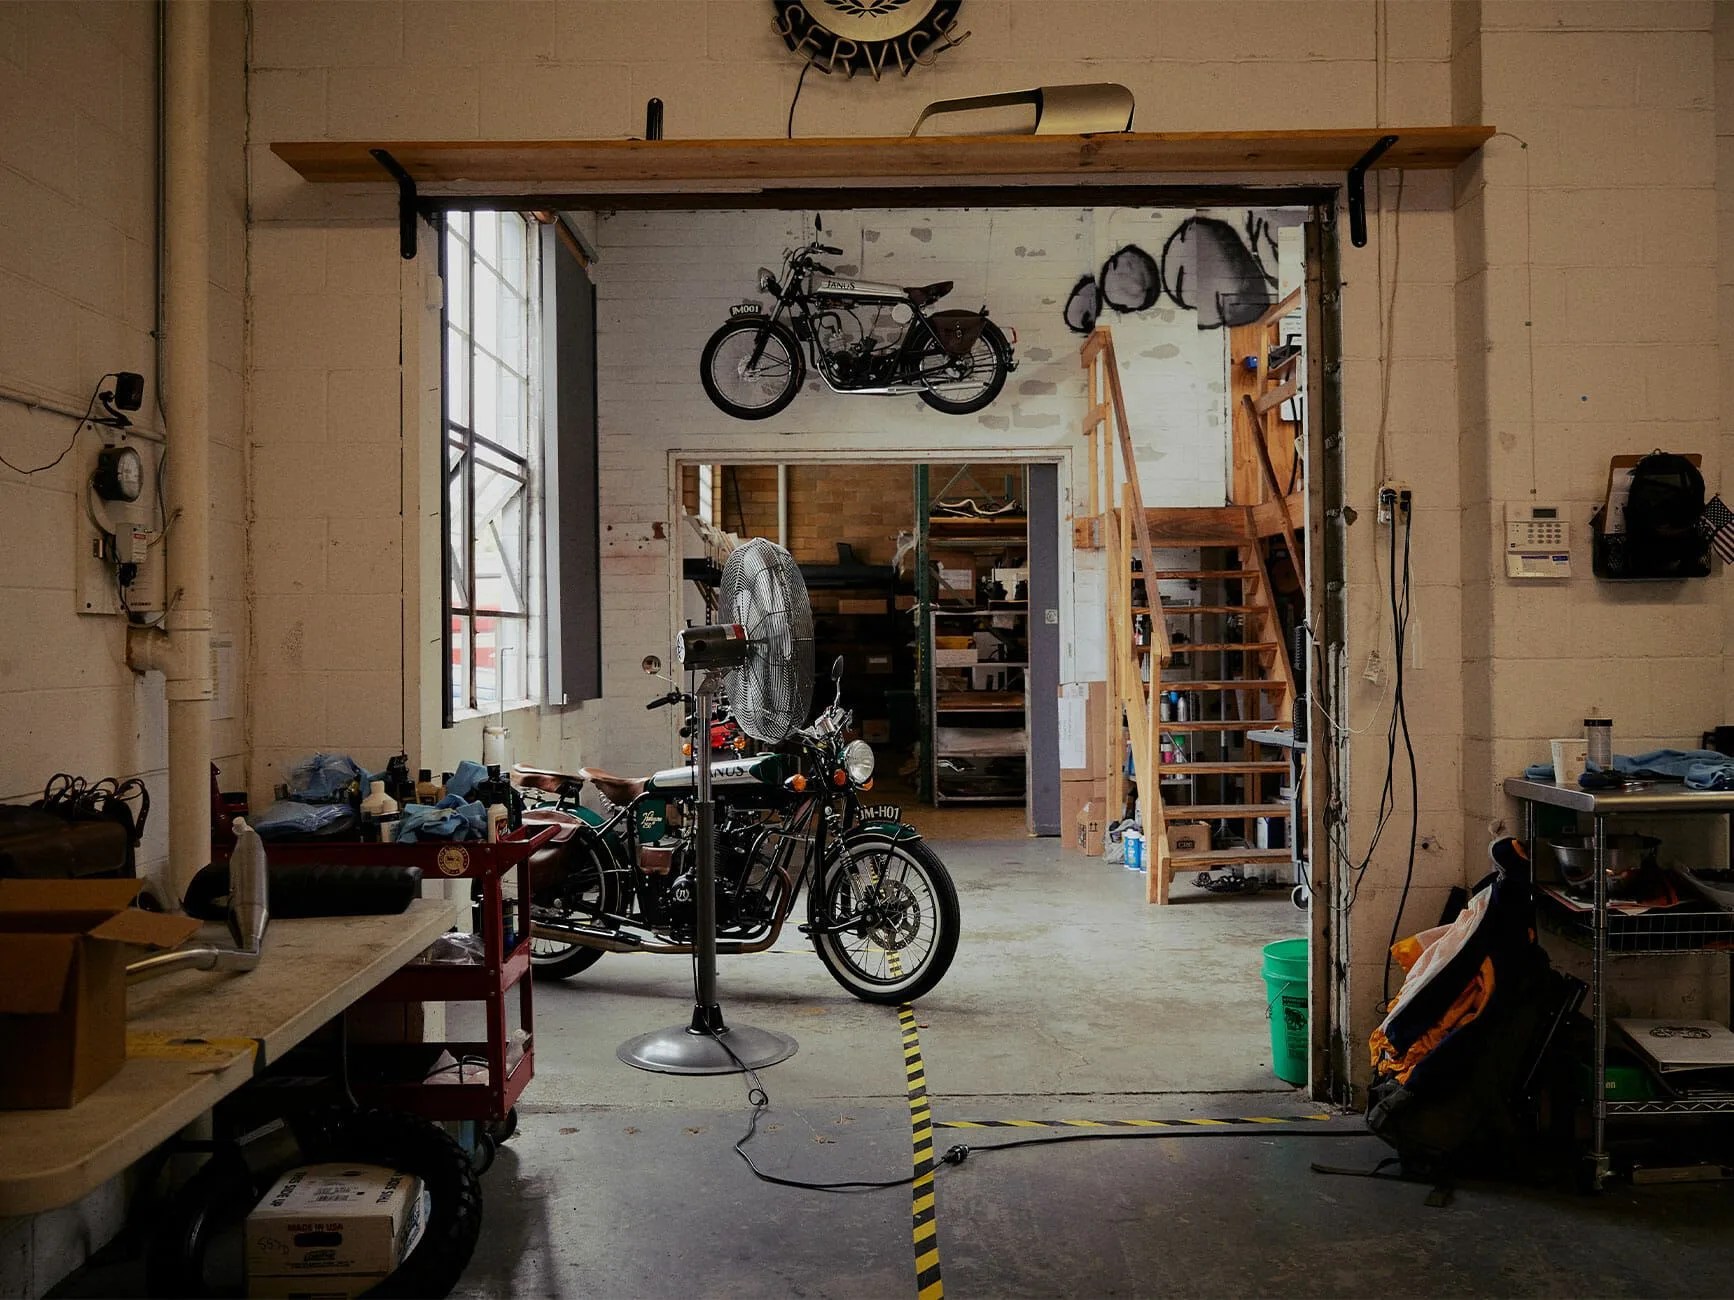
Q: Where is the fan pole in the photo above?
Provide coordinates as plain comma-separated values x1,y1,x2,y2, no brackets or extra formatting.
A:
618,674,798,1075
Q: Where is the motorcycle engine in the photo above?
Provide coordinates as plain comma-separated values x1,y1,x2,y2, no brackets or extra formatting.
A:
815,307,900,385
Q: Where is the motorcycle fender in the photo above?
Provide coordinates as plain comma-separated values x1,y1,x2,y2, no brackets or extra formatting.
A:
844,821,923,846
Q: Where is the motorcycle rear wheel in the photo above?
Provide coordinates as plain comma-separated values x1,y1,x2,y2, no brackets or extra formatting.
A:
529,835,620,982
700,318,804,420
808,836,960,1004
915,319,1010,415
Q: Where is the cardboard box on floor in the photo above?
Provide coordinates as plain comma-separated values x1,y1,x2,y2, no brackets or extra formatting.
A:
1062,778,1105,856
1166,821,1209,855
247,1162,427,1298
0,878,200,1110
1058,681,1107,781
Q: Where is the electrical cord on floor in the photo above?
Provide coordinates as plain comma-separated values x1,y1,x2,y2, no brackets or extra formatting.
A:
703,1016,1376,1194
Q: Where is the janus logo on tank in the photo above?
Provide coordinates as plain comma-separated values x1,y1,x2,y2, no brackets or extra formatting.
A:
772,0,969,80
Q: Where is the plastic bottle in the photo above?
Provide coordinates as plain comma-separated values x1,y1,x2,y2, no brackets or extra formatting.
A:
483,763,510,842
361,780,398,841
1584,717,1613,770
416,768,440,805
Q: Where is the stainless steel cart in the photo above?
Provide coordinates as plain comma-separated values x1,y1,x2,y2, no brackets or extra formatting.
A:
1504,778,1734,1189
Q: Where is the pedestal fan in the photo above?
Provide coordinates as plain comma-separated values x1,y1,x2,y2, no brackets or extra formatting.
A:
618,538,815,1074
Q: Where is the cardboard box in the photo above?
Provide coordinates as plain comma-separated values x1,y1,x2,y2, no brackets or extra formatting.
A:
1165,821,1210,855
1062,778,1106,856
862,718,891,743
1058,681,1108,781
937,565,974,596
247,1163,427,1297
934,648,976,668
895,594,917,611
838,598,887,615
864,653,893,674
0,879,200,1109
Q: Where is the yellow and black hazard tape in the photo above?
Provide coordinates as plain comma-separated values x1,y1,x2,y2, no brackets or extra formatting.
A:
889,953,943,1300
935,1114,1334,1130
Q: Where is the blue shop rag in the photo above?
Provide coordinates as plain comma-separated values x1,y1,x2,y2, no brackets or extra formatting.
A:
444,759,490,801
1523,748,1734,791
395,799,487,843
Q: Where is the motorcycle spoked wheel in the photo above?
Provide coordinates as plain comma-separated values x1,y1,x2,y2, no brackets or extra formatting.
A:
529,834,622,983
145,1107,482,1300
912,319,1011,415
699,318,805,420
808,836,960,1005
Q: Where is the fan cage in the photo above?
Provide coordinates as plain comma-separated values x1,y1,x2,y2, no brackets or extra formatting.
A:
720,538,816,743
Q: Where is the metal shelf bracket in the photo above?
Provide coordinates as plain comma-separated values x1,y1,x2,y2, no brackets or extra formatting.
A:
1346,134,1399,249
371,148,428,260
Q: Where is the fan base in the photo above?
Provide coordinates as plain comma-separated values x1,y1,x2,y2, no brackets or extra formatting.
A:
617,1006,798,1075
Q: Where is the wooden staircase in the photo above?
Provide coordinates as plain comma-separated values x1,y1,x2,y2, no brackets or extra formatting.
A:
1078,318,1305,904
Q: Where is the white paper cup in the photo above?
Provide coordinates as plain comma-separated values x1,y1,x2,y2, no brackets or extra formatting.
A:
1550,738,1588,783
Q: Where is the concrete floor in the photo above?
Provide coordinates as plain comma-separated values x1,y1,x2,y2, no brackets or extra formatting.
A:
458,807,1734,1299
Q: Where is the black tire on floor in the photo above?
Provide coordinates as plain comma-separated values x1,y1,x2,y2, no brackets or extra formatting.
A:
145,1108,483,1300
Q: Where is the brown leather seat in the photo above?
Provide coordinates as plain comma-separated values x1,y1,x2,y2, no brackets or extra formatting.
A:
906,280,953,307
513,764,585,795
578,767,645,808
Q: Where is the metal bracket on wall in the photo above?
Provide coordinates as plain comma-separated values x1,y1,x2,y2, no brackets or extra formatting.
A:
1345,134,1398,249
370,147,429,260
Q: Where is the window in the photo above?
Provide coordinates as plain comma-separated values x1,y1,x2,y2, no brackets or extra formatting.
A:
443,211,541,718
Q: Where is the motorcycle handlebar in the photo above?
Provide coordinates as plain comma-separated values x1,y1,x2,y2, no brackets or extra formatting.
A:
647,691,686,711
816,243,844,255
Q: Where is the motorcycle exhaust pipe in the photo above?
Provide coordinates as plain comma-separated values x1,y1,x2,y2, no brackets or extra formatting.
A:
531,920,785,956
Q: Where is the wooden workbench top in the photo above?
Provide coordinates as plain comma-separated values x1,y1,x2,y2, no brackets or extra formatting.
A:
0,898,458,1218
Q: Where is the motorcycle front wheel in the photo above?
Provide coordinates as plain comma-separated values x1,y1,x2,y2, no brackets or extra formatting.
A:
914,319,1011,415
700,318,804,420
808,835,960,1004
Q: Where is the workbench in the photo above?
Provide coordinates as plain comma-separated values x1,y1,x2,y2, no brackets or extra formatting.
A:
0,897,458,1217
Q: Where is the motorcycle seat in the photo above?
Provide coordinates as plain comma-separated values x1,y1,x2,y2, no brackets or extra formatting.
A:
906,280,953,307
513,763,585,794
578,767,646,808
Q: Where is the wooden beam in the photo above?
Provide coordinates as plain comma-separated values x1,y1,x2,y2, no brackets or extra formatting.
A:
1242,394,1303,584
1253,381,1298,415
1255,286,1304,330
273,127,1496,189
1139,505,1254,546
1251,493,1307,539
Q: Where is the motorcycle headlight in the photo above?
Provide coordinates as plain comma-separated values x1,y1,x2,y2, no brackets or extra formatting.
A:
757,267,779,294
844,739,876,786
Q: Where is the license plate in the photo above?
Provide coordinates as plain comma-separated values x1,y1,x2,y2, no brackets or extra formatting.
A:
859,804,903,823
729,301,763,317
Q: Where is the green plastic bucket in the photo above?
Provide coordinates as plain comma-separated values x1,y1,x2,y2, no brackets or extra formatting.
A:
1261,938,1308,1086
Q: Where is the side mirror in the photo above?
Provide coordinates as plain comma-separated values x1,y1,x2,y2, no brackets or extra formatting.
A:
832,655,845,681
642,655,662,675
815,213,824,232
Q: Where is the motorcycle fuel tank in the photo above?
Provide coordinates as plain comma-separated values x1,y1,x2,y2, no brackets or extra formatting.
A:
809,275,908,303
644,753,782,793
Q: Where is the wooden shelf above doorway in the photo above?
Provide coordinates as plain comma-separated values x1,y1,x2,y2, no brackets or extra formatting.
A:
271,126,1493,192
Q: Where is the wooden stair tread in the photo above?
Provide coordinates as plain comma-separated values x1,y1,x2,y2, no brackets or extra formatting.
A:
1145,569,1258,580
1169,847,1294,866
1154,680,1285,690
1135,605,1263,615
1164,803,1292,818
1159,760,1289,774
1161,719,1284,732
1159,642,1279,651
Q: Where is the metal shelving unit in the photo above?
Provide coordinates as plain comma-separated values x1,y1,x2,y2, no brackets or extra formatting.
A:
1505,778,1734,1190
916,464,1030,806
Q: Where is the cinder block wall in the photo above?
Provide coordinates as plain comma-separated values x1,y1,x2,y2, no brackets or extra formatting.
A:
0,2,249,879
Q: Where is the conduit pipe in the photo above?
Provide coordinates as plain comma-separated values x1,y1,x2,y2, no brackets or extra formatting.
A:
777,464,789,548
128,0,214,898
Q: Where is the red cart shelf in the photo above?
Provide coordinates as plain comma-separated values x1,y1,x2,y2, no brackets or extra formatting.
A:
235,825,556,1124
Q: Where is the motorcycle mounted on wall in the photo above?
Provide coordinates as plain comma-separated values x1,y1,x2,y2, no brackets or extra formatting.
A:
700,216,1016,421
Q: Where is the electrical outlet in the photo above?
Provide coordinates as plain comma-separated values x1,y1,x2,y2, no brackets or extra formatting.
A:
1377,480,1412,525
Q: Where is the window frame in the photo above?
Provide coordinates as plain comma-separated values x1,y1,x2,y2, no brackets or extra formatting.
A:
441,209,543,724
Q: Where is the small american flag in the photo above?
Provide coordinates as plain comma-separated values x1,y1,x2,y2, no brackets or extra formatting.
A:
1702,495,1734,564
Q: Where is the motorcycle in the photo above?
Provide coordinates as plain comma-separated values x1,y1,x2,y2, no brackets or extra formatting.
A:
699,215,1016,422
514,658,961,1005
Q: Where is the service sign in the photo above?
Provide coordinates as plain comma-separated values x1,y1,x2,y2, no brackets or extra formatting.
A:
773,0,968,80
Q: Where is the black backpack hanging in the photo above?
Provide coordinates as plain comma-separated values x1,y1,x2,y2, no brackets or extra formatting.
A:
1617,451,1711,578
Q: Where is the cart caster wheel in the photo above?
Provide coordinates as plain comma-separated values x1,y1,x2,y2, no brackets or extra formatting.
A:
487,1108,519,1145
470,1131,497,1176
1291,885,1308,910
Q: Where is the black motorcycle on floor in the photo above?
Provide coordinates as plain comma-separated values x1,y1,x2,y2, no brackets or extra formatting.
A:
515,659,960,1005
699,216,1015,421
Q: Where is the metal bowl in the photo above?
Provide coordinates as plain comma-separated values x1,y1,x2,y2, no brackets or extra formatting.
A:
1548,833,1661,895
